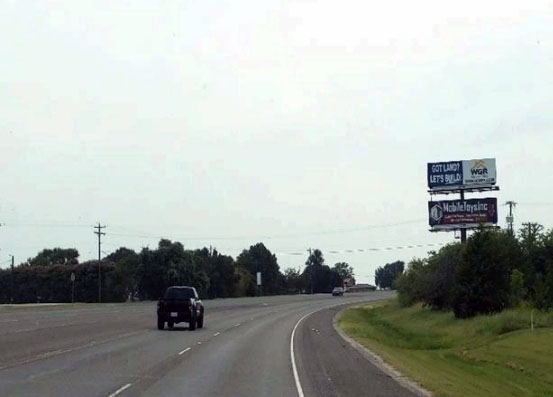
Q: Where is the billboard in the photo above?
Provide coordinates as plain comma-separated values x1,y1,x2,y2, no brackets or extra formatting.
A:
428,158,496,190
428,198,498,230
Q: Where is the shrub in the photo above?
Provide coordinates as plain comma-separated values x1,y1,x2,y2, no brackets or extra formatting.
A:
453,228,519,318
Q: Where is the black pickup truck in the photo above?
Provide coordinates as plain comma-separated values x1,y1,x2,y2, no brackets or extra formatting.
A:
157,286,204,330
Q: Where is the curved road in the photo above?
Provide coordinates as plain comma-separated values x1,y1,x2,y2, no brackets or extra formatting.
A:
0,292,415,396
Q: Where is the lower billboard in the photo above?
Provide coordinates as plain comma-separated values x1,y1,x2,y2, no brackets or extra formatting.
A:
428,198,498,230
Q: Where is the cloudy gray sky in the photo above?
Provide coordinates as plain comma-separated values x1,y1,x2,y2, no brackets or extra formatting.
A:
2,0,553,282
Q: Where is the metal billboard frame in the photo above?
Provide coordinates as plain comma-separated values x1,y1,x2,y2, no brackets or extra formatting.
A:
429,224,500,232
428,185,499,195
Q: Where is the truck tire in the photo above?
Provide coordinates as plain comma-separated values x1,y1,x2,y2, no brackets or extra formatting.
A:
197,314,204,329
168,321,174,329
189,312,196,331
157,317,165,330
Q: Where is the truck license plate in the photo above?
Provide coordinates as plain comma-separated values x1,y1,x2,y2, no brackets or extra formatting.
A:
171,312,178,317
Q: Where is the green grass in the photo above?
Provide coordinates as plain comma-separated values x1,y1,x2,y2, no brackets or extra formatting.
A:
339,300,553,397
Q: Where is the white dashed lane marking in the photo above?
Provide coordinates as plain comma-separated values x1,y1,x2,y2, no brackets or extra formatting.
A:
178,347,191,355
106,383,132,397
213,332,220,337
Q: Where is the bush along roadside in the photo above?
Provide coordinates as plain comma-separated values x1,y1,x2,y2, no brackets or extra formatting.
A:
394,224,553,318
0,241,353,303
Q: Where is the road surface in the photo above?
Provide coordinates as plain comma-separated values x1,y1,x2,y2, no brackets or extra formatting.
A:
0,291,415,396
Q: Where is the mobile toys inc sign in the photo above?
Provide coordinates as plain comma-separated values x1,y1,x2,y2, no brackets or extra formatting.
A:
428,198,498,230
427,158,496,190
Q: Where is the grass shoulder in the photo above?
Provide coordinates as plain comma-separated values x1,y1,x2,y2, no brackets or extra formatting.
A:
339,299,553,397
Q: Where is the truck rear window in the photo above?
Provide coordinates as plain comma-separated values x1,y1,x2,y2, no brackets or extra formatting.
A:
164,288,196,299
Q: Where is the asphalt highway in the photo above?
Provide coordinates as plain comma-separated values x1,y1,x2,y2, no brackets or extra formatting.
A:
0,291,415,397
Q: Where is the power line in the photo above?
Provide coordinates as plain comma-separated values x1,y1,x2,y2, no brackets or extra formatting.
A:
1,218,426,245
103,219,426,242
0,220,92,228
275,242,446,257
2,223,92,228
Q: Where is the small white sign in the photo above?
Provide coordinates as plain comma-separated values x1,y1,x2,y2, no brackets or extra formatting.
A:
462,158,496,186
256,272,262,286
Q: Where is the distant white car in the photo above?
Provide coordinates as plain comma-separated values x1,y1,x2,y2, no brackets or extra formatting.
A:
332,287,344,296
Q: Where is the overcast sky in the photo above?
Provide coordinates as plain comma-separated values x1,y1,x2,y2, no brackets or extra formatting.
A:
2,1,553,282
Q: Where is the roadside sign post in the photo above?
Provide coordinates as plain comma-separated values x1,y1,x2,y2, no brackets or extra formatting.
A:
71,272,75,303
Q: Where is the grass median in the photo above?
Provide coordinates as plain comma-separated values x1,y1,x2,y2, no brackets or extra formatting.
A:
339,299,553,397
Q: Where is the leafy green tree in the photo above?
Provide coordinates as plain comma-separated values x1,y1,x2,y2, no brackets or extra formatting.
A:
27,248,79,266
375,261,404,289
194,248,236,299
395,258,428,307
302,250,342,293
423,244,464,310
540,229,553,309
453,228,518,318
333,262,354,280
519,223,546,297
136,239,210,300
315,265,342,293
544,265,553,309
233,265,256,297
283,267,304,293
236,243,282,295
304,249,324,293
106,247,140,301
510,269,526,307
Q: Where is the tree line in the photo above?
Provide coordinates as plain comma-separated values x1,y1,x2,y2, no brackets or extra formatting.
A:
0,241,354,303
392,223,553,318
374,260,405,289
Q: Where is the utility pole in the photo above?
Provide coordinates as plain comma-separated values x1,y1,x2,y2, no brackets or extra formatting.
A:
10,255,14,303
94,223,106,303
505,201,517,236
307,248,313,294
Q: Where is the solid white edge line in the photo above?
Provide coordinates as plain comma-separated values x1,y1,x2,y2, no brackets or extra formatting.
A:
178,347,191,355
107,383,132,397
290,309,319,397
290,300,363,397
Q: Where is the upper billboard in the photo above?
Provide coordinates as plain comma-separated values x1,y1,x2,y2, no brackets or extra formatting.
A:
428,158,496,190
428,197,498,230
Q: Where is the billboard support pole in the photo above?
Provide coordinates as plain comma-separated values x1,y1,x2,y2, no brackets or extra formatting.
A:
460,190,467,244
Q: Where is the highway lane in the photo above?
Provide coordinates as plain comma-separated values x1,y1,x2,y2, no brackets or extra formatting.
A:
0,291,407,396
296,305,417,397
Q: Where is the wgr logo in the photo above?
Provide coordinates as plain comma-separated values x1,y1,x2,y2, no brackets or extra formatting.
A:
470,160,488,176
